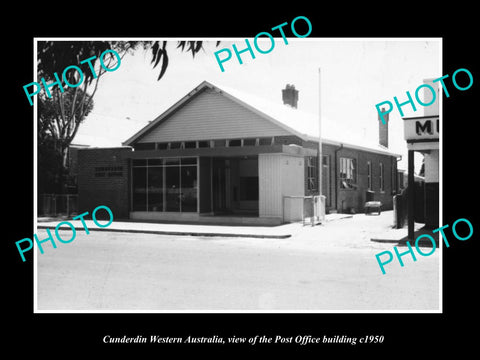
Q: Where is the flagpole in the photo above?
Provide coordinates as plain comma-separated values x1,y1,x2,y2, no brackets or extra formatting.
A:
318,68,322,199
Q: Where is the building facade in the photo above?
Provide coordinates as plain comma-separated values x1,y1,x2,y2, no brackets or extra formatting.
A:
403,78,440,230
77,81,400,224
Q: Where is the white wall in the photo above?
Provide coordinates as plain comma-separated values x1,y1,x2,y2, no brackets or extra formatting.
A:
424,150,439,183
259,154,304,219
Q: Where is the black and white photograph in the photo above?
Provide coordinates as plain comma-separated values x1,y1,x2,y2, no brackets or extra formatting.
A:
33,38,442,312
6,8,478,355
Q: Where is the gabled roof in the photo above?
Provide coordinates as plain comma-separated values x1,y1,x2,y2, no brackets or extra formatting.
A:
123,80,400,157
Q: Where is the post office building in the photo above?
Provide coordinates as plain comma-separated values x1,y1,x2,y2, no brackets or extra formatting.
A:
77,81,401,225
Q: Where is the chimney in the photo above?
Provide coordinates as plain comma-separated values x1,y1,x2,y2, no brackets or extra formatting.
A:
282,84,299,108
423,78,439,117
378,107,389,148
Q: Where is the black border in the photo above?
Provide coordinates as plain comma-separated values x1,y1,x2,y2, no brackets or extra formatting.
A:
6,6,478,355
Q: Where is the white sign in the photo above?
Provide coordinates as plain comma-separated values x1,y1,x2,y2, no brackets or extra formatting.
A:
403,116,439,142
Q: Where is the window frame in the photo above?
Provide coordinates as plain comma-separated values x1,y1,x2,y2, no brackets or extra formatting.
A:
339,157,357,190
131,157,198,213
367,161,372,191
379,162,385,192
306,156,317,191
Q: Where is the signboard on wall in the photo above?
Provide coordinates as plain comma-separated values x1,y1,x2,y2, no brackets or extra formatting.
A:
403,116,439,143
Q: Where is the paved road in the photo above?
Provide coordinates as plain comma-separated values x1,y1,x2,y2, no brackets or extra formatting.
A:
36,214,440,311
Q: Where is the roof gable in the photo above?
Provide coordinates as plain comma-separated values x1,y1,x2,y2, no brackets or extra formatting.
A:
123,82,293,145
123,81,400,157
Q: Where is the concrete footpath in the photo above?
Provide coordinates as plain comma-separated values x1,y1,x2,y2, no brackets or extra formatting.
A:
370,222,439,246
370,222,424,243
37,213,353,239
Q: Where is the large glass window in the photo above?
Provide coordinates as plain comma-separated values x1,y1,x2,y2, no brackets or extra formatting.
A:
132,157,197,212
132,166,147,211
165,165,180,211
181,166,198,212
148,167,163,211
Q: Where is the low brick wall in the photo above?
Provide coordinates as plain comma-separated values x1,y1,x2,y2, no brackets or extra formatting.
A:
77,147,133,219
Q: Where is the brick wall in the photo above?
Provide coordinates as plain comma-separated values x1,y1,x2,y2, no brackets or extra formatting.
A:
336,146,397,213
301,141,398,213
77,147,133,219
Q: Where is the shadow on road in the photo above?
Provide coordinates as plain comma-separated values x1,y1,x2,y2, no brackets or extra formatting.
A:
396,226,439,248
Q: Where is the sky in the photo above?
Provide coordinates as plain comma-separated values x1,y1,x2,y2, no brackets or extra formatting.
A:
72,38,441,171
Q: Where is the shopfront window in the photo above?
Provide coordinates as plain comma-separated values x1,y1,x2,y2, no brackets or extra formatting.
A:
181,166,198,212
132,166,147,211
132,157,198,212
165,165,180,211
148,166,163,211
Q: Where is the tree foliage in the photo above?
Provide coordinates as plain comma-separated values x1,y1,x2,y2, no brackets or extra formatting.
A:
38,87,94,151
37,40,211,194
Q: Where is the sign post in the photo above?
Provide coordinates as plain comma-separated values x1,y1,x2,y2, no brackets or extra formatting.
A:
403,114,439,240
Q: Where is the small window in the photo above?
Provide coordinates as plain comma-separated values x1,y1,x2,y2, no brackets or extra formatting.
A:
157,142,168,150
339,157,357,189
169,142,182,149
214,139,226,147
184,141,196,149
367,161,372,191
229,139,241,147
198,141,209,148
243,138,256,146
379,162,385,192
259,137,273,146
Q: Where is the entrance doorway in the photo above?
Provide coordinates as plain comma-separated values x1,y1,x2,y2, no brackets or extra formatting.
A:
211,157,259,215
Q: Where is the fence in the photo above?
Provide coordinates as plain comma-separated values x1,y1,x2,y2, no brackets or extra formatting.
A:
392,182,425,229
283,195,326,225
39,194,78,217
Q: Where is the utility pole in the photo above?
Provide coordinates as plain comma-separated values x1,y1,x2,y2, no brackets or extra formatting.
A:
318,68,323,197
408,150,415,241
317,68,323,225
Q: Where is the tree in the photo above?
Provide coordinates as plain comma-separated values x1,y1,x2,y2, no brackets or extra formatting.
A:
38,87,94,167
37,40,210,194
38,87,94,194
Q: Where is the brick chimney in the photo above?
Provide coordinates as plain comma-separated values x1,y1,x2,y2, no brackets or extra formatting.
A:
282,84,299,108
378,107,389,148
